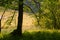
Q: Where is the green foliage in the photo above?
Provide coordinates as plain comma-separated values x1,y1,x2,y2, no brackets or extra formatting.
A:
41,0,60,29
23,0,60,29
0,0,18,10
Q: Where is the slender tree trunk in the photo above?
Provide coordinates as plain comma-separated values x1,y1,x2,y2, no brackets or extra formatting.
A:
0,7,7,33
16,2,23,35
10,0,23,36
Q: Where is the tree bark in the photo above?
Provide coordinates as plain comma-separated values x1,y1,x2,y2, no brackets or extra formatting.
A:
16,2,23,35
11,0,23,36
17,0,23,36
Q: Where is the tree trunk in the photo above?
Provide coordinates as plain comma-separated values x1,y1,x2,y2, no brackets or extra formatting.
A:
11,0,23,36
15,0,23,36
0,19,1,33
16,2,23,35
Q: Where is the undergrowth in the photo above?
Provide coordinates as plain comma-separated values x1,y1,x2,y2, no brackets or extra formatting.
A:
0,31,60,40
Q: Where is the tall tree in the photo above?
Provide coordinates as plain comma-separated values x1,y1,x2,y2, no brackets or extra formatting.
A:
16,0,23,36
11,0,23,36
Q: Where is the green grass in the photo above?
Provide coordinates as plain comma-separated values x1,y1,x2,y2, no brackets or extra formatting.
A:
0,31,60,40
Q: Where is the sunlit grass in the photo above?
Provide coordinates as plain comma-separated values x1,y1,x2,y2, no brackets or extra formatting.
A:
0,10,60,34
0,10,35,34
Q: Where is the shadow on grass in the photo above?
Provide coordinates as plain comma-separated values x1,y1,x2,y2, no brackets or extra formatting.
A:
0,31,60,40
